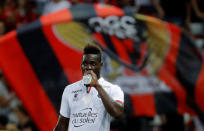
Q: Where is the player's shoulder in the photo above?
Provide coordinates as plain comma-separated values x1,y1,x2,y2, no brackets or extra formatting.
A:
63,80,82,93
99,77,120,89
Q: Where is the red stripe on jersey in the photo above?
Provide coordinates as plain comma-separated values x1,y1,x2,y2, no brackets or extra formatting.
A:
116,100,124,105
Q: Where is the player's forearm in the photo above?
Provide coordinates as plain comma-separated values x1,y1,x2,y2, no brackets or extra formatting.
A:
95,84,124,118
54,124,68,131
54,116,69,131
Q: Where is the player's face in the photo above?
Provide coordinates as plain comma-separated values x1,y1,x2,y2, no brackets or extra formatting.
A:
81,54,102,79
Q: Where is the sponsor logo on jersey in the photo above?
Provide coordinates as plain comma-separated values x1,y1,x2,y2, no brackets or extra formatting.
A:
71,108,98,127
72,89,82,94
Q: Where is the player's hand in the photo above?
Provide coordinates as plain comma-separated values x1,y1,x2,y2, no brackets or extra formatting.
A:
85,70,99,88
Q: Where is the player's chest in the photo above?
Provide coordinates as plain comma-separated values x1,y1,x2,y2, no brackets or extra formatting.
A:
69,87,103,108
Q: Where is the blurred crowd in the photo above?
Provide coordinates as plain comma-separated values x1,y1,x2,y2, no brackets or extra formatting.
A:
0,71,38,130
0,0,204,36
0,0,204,130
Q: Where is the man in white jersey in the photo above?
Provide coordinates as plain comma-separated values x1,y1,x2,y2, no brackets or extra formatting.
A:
54,44,124,131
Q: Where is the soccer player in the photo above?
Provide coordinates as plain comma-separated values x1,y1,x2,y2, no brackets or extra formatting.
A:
54,44,124,131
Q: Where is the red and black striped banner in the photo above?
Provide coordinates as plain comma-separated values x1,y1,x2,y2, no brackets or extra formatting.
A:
0,3,203,130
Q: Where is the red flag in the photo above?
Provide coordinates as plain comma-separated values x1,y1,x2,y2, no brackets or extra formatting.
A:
0,4,204,130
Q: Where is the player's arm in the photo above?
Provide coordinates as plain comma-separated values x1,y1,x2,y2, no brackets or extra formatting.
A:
96,84,124,118
54,85,70,131
54,115,69,131
89,71,124,118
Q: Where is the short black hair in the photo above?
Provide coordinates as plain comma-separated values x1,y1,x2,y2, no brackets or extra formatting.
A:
83,44,102,62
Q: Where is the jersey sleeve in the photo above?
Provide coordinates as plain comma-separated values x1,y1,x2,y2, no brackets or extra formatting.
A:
60,86,70,118
111,85,124,105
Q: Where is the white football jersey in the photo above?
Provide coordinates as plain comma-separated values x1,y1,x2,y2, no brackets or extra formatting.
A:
60,77,124,131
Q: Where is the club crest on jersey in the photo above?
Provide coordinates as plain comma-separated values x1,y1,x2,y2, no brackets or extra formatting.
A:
73,93,78,101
